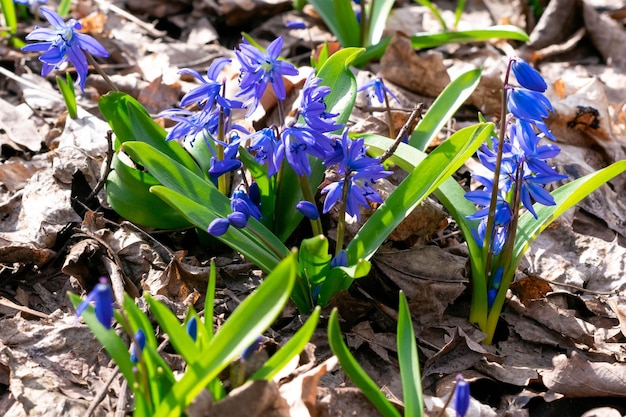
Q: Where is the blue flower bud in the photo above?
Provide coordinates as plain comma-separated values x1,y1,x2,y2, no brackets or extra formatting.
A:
285,21,307,30
186,317,198,342
130,329,146,363
228,211,249,228
454,374,470,417
487,289,498,310
511,59,547,92
208,218,230,236
331,250,348,268
241,336,262,361
76,277,114,329
296,201,320,220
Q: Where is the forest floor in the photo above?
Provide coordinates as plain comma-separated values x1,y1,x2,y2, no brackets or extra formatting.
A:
1,0,626,416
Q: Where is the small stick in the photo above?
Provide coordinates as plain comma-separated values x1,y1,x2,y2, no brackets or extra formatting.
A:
380,104,423,163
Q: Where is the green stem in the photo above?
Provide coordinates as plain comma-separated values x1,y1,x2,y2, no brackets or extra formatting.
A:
297,174,323,236
335,174,352,257
85,51,118,92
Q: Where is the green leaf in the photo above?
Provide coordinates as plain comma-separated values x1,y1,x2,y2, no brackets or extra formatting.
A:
409,68,482,151
352,37,392,67
415,0,448,31
347,123,494,264
514,160,626,261
328,309,401,417
307,0,360,47
153,251,298,417
105,154,191,229
454,0,467,29
368,0,395,45
58,0,72,16
204,259,217,340
411,25,529,49
251,306,321,381
56,73,77,119
397,291,423,417
68,293,135,385
0,0,17,34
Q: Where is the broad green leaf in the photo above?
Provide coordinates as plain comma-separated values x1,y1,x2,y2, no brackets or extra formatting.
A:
307,0,359,47
368,0,395,45
514,160,626,260
347,123,494,264
99,92,199,173
300,236,332,288
152,185,286,273
251,306,321,381
328,309,401,417
68,293,135,384
409,68,482,151
397,291,424,417
153,251,298,417
411,25,529,49
105,154,191,229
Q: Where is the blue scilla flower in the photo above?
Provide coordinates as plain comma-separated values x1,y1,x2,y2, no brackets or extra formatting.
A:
276,126,334,177
247,128,280,176
235,36,299,115
321,132,391,220
358,76,400,105
511,59,547,93
130,329,146,363
241,336,262,361
22,7,109,92
207,187,263,236
159,108,216,142
507,88,553,124
76,277,114,329
331,249,348,268
296,200,320,220
299,74,342,133
186,317,198,342
285,21,307,30
178,58,244,112
454,374,470,417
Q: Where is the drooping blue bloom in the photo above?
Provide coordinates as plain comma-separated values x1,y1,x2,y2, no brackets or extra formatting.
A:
186,317,198,342
207,188,263,236
247,128,280,176
178,59,244,113
321,132,391,220
511,59,547,92
130,329,146,363
454,374,470,417
296,200,320,220
358,76,400,105
276,126,334,177
159,108,216,142
299,74,342,133
235,36,299,115
507,88,553,123
76,277,114,329
22,7,109,92
207,218,230,236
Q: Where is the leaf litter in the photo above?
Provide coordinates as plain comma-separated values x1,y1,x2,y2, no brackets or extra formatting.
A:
1,0,626,416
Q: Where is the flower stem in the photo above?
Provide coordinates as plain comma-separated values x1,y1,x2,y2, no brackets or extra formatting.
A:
383,87,396,139
335,175,351,256
85,51,118,92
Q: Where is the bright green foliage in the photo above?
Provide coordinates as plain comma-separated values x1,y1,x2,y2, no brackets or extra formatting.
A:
56,73,77,119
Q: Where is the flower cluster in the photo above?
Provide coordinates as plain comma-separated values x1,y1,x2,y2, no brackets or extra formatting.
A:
22,7,109,92
208,185,263,236
465,58,565,308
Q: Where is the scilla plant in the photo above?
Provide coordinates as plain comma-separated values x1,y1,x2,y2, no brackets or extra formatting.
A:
363,58,626,344
71,254,322,417
100,35,494,313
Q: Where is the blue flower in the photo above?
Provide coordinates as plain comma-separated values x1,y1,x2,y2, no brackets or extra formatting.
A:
276,126,334,177
235,36,299,115
186,317,198,342
130,329,146,363
507,88,552,123
247,128,280,176
241,336,262,361
321,132,391,220
285,21,307,30
299,74,342,133
178,58,244,112
22,7,109,92
207,188,263,236
454,374,470,417
331,250,348,268
76,277,114,329
358,76,400,105
207,218,230,236
511,59,547,92
296,200,320,220
159,108,216,142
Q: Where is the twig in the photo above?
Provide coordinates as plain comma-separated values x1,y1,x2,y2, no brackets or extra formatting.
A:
380,104,423,163
93,0,173,41
87,130,114,202
522,269,618,295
